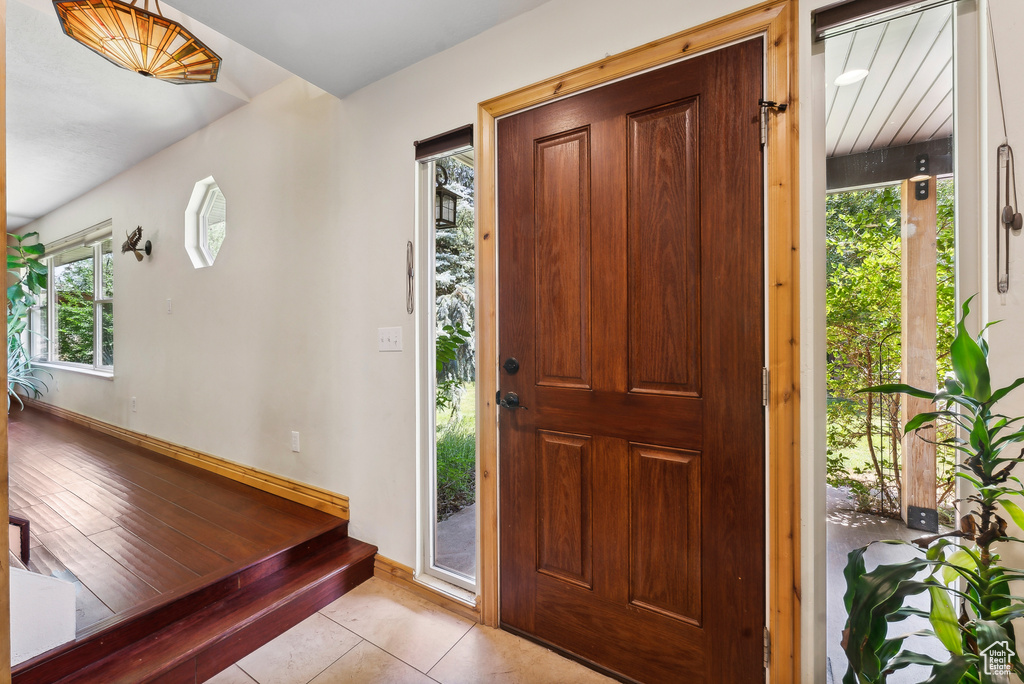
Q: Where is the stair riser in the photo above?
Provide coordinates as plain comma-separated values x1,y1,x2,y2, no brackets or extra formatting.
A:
52,538,376,683
114,555,374,684
14,522,352,684
196,554,374,682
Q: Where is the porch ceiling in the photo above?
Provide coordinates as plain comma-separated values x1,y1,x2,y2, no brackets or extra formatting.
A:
825,4,953,160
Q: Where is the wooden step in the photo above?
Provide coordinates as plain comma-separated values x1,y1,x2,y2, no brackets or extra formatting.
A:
13,523,377,684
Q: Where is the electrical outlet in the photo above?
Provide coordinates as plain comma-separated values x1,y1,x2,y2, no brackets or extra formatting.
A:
130,396,137,412
166,298,172,314
377,327,403,352
290,431,300,453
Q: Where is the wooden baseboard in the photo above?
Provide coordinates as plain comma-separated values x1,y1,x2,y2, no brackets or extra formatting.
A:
22,399,349,520
373,555,480,623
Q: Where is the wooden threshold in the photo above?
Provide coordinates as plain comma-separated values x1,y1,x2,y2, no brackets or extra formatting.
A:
373,554,480,623
23,399,349,520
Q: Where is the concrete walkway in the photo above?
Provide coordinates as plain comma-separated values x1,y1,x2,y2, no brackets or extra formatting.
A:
827,485,949,683
436,503,476,577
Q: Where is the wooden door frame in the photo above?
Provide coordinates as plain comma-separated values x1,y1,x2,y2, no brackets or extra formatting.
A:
474,0,799,681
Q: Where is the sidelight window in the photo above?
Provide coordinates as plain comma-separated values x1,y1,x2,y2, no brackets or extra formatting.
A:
415,126,477,593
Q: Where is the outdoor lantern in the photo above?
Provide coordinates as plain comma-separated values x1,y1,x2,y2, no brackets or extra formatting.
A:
54,0,221,84
435,167,458,228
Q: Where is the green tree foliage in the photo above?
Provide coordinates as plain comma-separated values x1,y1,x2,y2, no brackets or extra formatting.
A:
51,246,113,366
55,257,95,365
435,155,475,418
434,155,477,520
827,180,955,517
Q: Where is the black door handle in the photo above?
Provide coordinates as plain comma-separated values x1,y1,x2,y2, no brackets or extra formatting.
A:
499,392,528,410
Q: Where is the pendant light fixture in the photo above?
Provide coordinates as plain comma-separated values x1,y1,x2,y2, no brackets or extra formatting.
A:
53,0,221,84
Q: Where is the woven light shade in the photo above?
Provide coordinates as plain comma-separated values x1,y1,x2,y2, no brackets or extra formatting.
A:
54,0,221,84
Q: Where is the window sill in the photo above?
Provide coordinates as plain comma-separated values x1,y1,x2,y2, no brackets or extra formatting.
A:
415,570,477,605
33,362,114,380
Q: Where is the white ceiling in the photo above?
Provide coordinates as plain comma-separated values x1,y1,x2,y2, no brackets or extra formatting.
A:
166,0,551,99
825,4,953,159
6,0,548,230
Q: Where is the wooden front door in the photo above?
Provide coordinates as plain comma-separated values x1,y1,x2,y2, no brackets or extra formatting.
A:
496,38,766,683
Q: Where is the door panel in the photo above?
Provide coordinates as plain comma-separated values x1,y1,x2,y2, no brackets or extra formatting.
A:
629,443,702,624
498,38,765,683
628,98,702,397
534,128,592,390
536,430,592,588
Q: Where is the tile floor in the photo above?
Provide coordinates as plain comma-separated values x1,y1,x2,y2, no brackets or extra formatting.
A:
208,578,614,684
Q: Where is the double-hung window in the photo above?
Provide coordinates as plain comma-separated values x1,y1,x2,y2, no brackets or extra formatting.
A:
30,223,114,373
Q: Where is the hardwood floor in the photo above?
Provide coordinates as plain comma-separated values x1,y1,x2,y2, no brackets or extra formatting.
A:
8,407,343,636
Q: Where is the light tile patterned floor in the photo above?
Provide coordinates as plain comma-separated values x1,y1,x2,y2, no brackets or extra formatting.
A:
208,578,614,684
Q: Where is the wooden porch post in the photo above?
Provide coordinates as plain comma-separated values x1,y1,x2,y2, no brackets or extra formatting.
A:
900,176,938,531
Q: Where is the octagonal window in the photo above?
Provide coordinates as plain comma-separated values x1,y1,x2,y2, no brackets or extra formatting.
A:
185,177,227,268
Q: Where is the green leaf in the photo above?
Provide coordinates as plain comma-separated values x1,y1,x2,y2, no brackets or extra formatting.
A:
920,654,975,684
941,549,978,586
951,298,992,401
990,376,1024,405
857,383,936,399
905,411,948,433
887,650,949,671
890,606,931,622
989,603,1024,621
1001,500,1024,532
20,243,44,256
842,548,930,679
928,583,962,654
927,539,951,561
843,546,867,615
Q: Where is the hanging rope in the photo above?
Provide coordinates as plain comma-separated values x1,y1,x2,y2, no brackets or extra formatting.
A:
989,2,1009,144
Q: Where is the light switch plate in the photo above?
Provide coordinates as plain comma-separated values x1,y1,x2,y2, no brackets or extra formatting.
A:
378,327,403,352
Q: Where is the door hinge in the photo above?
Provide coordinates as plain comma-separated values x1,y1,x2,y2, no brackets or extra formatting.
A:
762,367,770,406
764,626,771,669
759,99,788,149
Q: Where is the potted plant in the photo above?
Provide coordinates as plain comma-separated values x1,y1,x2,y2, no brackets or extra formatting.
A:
7,231,48,409
842,297,1024,683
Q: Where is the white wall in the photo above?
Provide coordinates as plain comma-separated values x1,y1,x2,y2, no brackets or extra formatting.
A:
34,0,1024,679
982,1,1024,426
